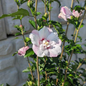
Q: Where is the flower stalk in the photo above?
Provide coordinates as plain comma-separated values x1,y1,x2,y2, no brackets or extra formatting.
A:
44,0,46,13
34,0,40,85
49,3,51,28
44,0,48,82
36,56,40,86
34,0,38,30
60,22,69,60
17,5,34,81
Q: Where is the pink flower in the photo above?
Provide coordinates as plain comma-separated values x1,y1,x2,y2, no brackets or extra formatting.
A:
58,6,72,21
29,26,61,57
18,46,29,56
72,10,81,18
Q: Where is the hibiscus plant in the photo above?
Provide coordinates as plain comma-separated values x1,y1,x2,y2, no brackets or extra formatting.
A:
0,0,86,86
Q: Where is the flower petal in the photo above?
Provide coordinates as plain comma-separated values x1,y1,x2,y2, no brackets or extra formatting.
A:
57,39,62,46
39,26,51,40
47,32,58,42
58,13,67,21
49,45,61,57
32,45,44,57
72,10,80,18
29,30,40,46
18,46,29,56
62,6,71,16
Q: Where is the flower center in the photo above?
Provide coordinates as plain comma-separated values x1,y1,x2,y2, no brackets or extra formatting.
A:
44,41,49,46
42,40,50,49
39,38,51,50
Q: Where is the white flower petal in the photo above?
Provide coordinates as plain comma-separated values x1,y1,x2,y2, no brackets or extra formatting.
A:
49,45,61,57
43,50,49,57
39,26,51,40
29,33,39,46
47,32,58,42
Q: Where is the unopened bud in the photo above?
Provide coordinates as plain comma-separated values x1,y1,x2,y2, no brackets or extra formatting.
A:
27,81,32,86
44,12,48,17
20,25,23,28
27,0,32,7
37,26,40,30
70,16,73,19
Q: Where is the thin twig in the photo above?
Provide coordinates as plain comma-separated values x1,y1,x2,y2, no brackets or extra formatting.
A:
20,20,34,80
34,0,38,29
76,55,86,71
17,5,34,81
44,0,46,13
36,56,40,86
44,1,48,83
60,22,69,60
44,57,48,80
49,3,51,28
71,0,74,8
34,0,40,86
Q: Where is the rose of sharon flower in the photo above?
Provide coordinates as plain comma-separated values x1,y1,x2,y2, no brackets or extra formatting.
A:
18,46,29,56
58,6,72,21
72,10,81,18
29,26,61,57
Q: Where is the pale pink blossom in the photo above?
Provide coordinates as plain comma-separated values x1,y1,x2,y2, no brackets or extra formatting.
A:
29,26,61,57
18,46,29,56
58,6,72,21
72,10,81,18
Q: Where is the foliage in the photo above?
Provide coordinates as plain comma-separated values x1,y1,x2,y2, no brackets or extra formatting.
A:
0,0,86,86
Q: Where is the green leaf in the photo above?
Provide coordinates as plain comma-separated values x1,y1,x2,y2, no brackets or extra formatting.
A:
68,74,73,77
13,15,23,20
12,52,18,56
24,48,34,58
29,20,36,28
14,37,22,39
0,8,29,19
15,32,21,36
36,12,41,16
64,81,70,86
14,0,20,6
0,84,4,86
68,77,73,84
25,37,30,42
74,5,84,12
14,25,21,32
76,0,79,3
22,68,30,73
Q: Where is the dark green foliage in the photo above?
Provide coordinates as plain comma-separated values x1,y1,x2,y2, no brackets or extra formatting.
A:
73,5,85,12
29,20,36,28
0,0,86,86
0,8,30,19
24,48,34,58
14,0,28,7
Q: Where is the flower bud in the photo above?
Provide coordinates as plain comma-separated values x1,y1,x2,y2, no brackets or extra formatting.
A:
20,25,23,28
27,81,33,86
27,0,32,7
70,16,73,19
72,10,81,18
44,12,48,17
58,6,72,21
18,46,29,56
